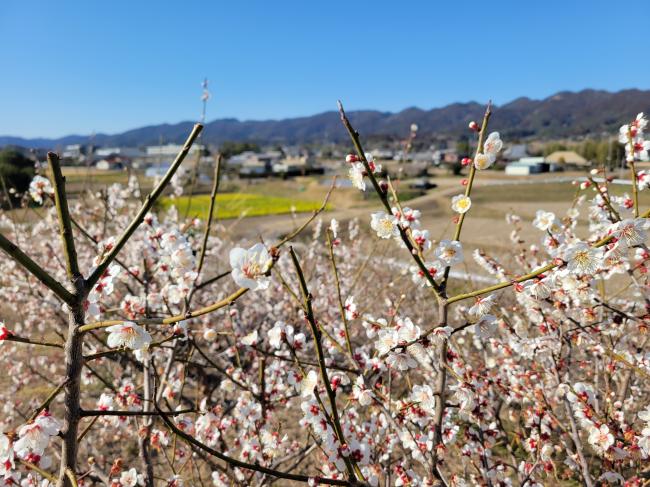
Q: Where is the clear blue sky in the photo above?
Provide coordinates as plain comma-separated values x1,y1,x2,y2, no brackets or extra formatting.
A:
1,0,648,138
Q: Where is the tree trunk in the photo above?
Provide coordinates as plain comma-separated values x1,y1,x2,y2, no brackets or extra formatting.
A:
57,280,85,487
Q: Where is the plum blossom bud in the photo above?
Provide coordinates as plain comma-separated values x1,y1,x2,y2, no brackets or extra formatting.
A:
461,179,468,186
469,121,479,131
461,157,472,166
339,443,351,457
0,323,10,341
379,180,389,193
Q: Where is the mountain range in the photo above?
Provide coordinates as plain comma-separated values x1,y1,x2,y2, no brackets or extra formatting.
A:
2,89,650,149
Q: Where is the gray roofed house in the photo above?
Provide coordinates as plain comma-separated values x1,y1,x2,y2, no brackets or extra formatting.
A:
502,144,529,161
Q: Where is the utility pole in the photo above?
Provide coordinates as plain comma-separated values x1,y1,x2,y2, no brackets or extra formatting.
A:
201,77,210,124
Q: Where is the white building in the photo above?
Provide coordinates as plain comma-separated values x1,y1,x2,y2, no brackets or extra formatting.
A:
505,157,549,176
62,144,84,159
95,147,144,158
146,144,201,157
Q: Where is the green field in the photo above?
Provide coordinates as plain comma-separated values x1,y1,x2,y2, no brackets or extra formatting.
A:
158,192,329,219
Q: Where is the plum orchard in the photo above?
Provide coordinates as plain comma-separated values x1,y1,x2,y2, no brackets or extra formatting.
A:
0,105,649,487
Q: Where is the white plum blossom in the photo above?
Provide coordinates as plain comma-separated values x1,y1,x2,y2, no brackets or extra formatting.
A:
474,314,497,340
434,240,464,266
268,322,285,348
119,468,139,487
588,424,614,453
411,228,431,250
610,218,647,247
392,207,421,228
361,315,386,338
410,261,443,287
411,384,436,414
619,113,650,162
229,243,272,290
348,163,366,191
386,352,417,370
15,411,61,456
329,218,339,238
565,242,602,275
533,210,560,232
203,328,218,342
352,376,374,406
106,322,152,351
473,132,502,170
451,194,472,214
361,152,382,174
300,370,318,397
639,405,650,422
28,175,54,204
0,434,14,476
467,294,496,322
241,330,258,346
483,131,503,156
344,296,359,320
454,385,476,415
638,170,650,190
375,329,397,355
524,278,551,300
370,211,400,239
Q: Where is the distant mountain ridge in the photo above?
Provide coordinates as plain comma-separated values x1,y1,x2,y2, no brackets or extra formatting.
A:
3,89,650,149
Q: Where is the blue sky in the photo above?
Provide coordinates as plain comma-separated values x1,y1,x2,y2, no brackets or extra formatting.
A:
1,0,648,138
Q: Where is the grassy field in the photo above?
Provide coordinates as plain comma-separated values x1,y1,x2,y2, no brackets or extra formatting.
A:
471,181,650,205
158,193,330,220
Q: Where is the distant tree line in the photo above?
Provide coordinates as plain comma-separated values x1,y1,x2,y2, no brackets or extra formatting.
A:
0,148,35,205
219,141,261,159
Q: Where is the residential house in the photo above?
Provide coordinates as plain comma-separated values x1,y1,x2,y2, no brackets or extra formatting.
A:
236,151,283,178
95,154,130,171
272,154,324,177
502,144,529,161
545,150,589,169
433,149,459,166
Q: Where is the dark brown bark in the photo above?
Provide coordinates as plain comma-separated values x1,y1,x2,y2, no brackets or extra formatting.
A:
57,278,86,487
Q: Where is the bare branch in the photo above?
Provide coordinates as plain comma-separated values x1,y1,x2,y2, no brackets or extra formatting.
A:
0,232,75,304
48,152,81,281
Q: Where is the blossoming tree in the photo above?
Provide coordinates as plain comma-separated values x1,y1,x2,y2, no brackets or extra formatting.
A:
0,103,649,487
